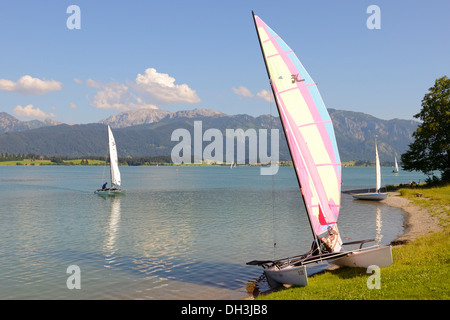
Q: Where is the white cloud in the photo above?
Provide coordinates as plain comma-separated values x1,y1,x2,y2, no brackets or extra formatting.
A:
82,68,200,111
85,78,101,89
232,86,273,103
69,103,77,109
256,89,272,102
0,75,62,95
134,68,201,105
73,78,83,84
90,81,158,111
232,86,254,98
13,104,56,119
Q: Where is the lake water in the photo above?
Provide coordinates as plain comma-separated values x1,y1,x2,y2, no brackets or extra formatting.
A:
0,165,429,300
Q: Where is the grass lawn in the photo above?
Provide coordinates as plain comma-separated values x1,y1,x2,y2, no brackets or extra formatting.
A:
0,159,106,166
0,159,53,165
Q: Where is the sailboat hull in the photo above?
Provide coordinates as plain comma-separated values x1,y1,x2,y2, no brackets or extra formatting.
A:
352,193,387,201
94,188,125,197
330,245,393,268
264,264,308,287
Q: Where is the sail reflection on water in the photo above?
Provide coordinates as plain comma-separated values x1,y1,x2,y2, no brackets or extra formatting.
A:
103,197,122,267
375,206,383,244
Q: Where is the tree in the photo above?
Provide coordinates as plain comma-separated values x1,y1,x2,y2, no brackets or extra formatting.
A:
401,76,450,182
50,156,64,164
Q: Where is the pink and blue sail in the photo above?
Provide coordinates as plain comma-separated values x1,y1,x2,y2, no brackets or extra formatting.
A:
253,13,342,240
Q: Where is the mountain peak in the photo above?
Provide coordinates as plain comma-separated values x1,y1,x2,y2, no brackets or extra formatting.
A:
171,108,226,118
0,112,61,133
99,108,227,128
99,108,172,128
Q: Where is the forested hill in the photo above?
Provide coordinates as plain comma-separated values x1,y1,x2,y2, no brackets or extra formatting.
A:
0,108,418,162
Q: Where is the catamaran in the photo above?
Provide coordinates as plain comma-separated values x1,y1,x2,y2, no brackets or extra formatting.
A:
246,12,392,287
95,125,124,196
352,137,388,200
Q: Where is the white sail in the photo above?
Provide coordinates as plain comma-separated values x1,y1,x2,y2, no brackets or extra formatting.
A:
352,139,387,200
375,140,381,193
108,125,121,187
394,156,399,172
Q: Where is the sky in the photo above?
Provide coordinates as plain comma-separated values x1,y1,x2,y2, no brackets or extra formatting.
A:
0,0,449,124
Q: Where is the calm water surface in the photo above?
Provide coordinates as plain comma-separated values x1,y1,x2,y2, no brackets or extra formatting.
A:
0,165,428,299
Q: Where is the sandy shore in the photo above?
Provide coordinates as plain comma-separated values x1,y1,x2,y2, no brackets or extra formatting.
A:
381,192,444,244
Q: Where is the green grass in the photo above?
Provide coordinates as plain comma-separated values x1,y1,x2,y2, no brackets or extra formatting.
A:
255,183,450,300
399,184,450,206
63,159,105,165
399,184,450,227
0,159,53,165
0,159,107,166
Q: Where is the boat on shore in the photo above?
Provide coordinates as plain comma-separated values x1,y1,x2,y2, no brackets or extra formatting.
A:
352,137,387,201
247,11,392,287
352,192,387,201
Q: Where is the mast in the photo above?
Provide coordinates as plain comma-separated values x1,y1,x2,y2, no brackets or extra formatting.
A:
251,11,319,246
108,125,113,187
375,136,381,193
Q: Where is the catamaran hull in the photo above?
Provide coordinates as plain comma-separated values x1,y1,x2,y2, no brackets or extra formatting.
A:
330,245,393,268
352,193,388,201
264,264,308,287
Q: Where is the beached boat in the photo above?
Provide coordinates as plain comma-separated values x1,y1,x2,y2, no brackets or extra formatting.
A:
352,137,387,201
247,12,392,287
95,125,124,196
352,192,387,201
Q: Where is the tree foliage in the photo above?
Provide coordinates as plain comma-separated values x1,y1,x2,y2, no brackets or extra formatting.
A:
401,76,450,181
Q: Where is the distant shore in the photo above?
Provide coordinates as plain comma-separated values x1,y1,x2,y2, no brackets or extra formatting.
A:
0,158,293,167
0,158,397,167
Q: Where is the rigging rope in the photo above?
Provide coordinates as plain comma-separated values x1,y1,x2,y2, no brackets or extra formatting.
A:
101,144,108,185
269,87,277,260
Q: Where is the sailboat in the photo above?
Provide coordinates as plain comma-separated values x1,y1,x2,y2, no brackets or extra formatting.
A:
393,156,399,173
246,12,392,287
352,138,388,200
95,125,124,196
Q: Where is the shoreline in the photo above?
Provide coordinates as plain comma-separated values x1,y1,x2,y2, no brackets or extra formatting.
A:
343,189,443,244
381,191,443,244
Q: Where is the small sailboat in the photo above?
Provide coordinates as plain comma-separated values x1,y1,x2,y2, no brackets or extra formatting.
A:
352,138,387,201
393,156,399,173
95,125,124,196
247,12,392,287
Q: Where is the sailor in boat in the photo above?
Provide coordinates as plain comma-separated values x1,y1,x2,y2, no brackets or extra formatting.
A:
102,182,108,190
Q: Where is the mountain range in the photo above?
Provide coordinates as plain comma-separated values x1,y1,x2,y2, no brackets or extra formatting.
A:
0,108,419,162
0,112,61,132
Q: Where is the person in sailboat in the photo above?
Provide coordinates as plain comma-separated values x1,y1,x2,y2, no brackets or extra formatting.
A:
102,182,108,190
